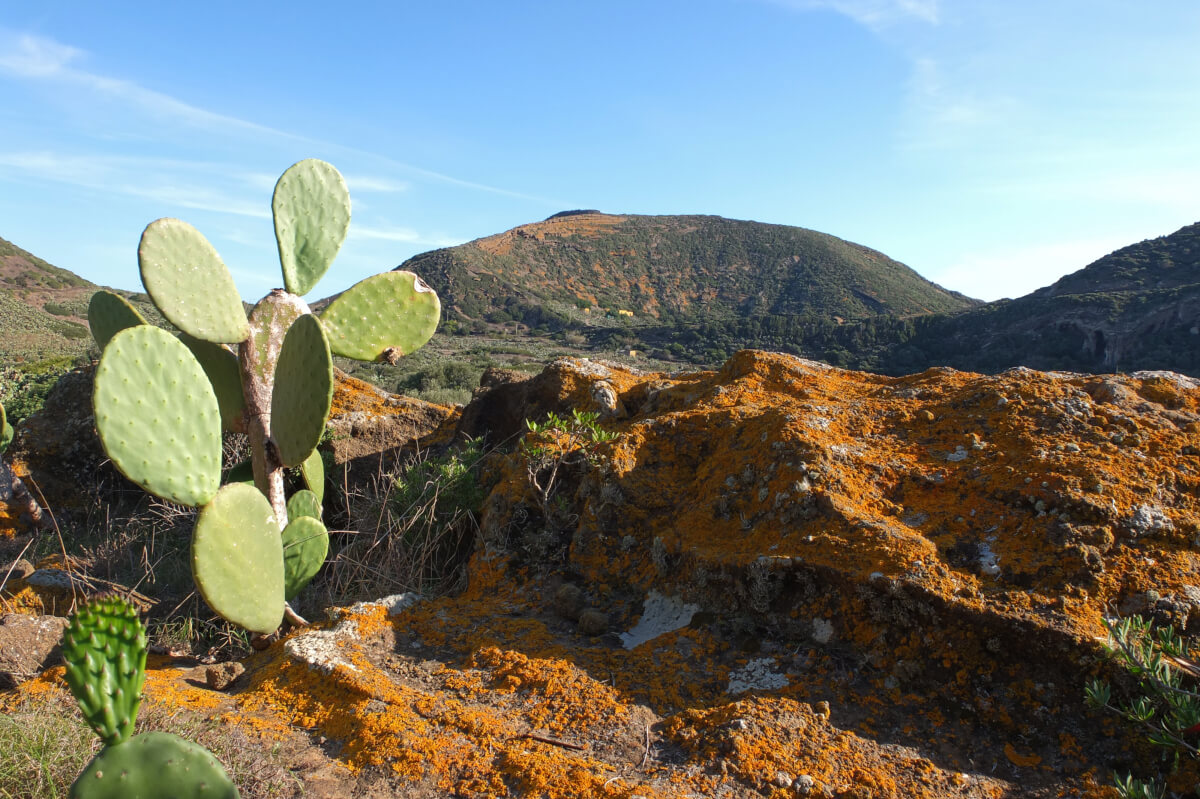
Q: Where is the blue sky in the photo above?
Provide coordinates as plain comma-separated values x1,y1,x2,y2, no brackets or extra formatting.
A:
2,1,1199,303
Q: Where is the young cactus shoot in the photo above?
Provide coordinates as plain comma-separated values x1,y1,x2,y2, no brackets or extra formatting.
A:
61,595,240,798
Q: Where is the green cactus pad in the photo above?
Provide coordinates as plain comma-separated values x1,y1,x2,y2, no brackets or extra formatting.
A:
319,271,440,362
273,159,351,297
224,459,255,486
192,483,285,634
286,489,322,522
179,334,246,434
60,596,148,747
93,326,222,507
69,731,239,799
1,402,10,453
87,290,147,350
138,218,250,344
281,515,328,600
299,449,325,504
271,313,333,467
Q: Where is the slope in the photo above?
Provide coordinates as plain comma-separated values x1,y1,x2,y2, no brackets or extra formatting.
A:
401,212,978,333
899,224,1200,376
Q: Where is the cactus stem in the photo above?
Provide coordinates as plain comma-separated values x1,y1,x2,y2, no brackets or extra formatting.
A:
284,603,309,627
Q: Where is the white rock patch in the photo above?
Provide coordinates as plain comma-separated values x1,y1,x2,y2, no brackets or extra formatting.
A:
727,657,789,694
620,590,700,650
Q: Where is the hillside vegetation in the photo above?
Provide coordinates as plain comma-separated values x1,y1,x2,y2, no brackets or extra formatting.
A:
403,212,978,333
897,223,1200,375
5,212,1200,415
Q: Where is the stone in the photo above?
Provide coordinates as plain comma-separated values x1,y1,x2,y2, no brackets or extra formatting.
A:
0,613,68,688
325,369,456,464
577,608,608,636
205,661,246,691
9,349,1200,796
553,583,585,621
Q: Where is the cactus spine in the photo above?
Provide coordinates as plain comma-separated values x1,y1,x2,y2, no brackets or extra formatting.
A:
88,159,441,634
61,596,240,798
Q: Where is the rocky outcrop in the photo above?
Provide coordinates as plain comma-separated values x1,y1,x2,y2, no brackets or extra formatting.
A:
6,350,1200,796
0,365,456,535
325,368,456,464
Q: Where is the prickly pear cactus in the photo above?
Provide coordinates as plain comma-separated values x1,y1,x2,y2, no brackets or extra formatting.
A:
71,731,239,799
60,595,148,746
86,159,441,634
61,597,240,798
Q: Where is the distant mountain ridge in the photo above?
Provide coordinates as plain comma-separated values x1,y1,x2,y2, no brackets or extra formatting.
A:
4,214,1199,380
401,212,979,332
900,223,1200,375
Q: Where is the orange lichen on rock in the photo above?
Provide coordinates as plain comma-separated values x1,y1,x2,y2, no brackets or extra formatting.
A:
5,350,1196,796
325,370,459,462
221,602,671,796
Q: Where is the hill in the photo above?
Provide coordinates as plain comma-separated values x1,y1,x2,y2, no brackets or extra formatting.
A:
401,212,979,334
0,236,97,362
0,237,167,425
894,223,1200,375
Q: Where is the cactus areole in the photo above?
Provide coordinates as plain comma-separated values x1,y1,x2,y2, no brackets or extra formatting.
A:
87,159,441,633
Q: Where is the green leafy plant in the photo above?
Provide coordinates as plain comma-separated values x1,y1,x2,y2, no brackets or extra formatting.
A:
391,437,486,553
1110,772,1166,799
517,409,617,560
61,595,240,798
1085,614,1200,796
86,159,440,634
329,440,486,600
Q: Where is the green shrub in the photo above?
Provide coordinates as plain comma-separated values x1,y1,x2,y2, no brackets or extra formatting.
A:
0,359,76,426
328,439,487,600
1086,614,1200,796
391,437,487,543
42,301,73,316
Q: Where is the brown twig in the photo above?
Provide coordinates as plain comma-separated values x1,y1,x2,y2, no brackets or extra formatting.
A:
639,724,652,767
519,732,586,751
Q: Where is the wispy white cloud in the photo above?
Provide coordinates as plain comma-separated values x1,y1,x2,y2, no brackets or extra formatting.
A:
350,224,460,248
900,57,1022,150
0,32,292,139
763,0,938,29
0,32,83,77
351,225,421,243
0,150,270,218
130,185,270,219
0,30,561,206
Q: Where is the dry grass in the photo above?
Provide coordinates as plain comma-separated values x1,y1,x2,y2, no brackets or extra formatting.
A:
316,440,487,608
2,460,254,660
0,698,94,799
0,692,300,799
